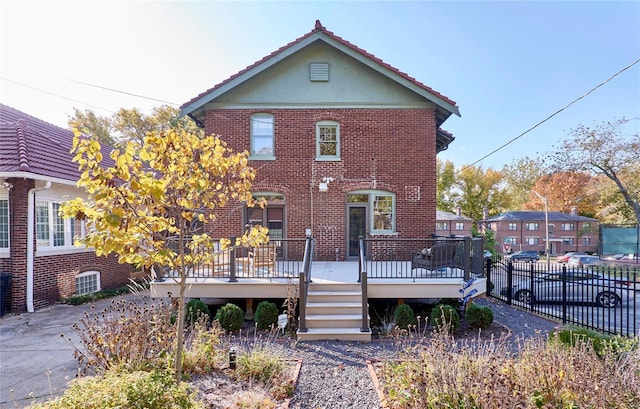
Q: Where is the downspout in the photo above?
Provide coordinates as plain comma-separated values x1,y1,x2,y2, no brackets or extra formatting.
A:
27,181,51,312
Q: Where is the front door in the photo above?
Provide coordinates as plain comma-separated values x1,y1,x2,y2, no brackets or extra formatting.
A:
347,206,367,258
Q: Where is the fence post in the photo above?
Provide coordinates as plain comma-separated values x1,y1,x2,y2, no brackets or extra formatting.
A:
298,272,307,333
463,237,471,281
561,264,567,324
228,236,237,283
506,261,513,305
485,257,492,296
528,262,535,312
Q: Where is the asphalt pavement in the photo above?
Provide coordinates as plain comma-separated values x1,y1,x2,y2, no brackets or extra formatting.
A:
0,292,151,408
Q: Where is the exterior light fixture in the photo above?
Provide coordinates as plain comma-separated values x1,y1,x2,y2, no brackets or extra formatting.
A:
319,176,334,192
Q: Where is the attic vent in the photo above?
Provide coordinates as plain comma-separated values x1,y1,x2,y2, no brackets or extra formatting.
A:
309,63,329,82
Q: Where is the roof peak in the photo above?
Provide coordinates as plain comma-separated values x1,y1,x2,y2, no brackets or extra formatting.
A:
314,19,325,31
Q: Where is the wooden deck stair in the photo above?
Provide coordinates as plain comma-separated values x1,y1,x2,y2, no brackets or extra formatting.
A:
297,282,371,342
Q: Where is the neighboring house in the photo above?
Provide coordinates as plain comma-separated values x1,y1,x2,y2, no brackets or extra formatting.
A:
180,21,460,260
484,209,599,256
0,104,131,313
436,209,474,237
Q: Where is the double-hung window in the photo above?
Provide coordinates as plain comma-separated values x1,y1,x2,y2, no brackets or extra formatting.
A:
316,121,340,160
250,113,274,159
0,199,8,251
36,201,86,249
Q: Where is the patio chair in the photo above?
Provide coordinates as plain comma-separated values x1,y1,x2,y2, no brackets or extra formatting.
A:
212,249,231,273
249,244,277,275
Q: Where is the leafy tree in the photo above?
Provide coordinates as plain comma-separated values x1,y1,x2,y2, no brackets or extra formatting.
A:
455,165,509,220
552,118,640,223
501,157,547,210
523,171,598,217
436,158,458,212
60,126,268,380
71,105,203,147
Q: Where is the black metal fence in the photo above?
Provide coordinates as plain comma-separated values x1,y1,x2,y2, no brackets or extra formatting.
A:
487,259,639,336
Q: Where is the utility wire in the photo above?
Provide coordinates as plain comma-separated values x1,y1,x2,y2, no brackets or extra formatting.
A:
456,57,640,174
1,77,116,114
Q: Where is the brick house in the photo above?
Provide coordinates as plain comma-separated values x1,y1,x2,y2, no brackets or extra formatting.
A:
436,209,474,237
180,21,460,260
0,104,132,313
484,209,599,256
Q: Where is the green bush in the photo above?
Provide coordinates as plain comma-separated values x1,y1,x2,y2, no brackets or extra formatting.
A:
254,301,280,330
62,286,131,305
430,303,460,333
393,303,416,329
26,369,200,409
553,327,639,359
185,299,210,327
214,303,244,332
465,303,494,329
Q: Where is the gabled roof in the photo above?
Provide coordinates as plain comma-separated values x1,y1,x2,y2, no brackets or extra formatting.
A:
181,20,460,129
486,211,597,223
437,210,473,221
0,103,80,182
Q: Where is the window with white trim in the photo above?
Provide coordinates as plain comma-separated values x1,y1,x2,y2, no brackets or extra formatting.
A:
561,223,574,231
36,201,86,249
455,222,464,231
76,270,100,295
526,237,539,245
582,237,591,245
316,120,340,160
505,237,517,245
508,223,517,231
436,222,448,231
250,113,274,159
525,223,539,231
0,199,8,249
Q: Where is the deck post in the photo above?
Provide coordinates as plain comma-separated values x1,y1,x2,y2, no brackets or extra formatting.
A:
228,237,238,283
360,271,370,332
298,272,307,332
463,236,471,281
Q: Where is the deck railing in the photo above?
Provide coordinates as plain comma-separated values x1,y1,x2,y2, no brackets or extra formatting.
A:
359,237,370,333
359,236,485,281
298,235,314,333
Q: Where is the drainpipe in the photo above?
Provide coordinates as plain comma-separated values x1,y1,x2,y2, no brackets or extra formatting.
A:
27,181,51,312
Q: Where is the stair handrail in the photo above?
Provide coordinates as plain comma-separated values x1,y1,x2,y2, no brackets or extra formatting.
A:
298,234,314,333
359,236,370,333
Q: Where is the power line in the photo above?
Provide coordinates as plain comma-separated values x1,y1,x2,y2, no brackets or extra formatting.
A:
456,57,640,174
1,77,116,114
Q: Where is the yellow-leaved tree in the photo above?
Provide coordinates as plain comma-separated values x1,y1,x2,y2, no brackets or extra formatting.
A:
60,125,268,380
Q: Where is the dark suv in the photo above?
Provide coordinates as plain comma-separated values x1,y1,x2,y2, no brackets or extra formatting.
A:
505,251,540,262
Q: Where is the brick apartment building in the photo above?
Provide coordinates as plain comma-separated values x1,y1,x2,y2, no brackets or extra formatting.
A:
0,104,131,313
180,21,460,260
484,209,599,256
436,209,474,237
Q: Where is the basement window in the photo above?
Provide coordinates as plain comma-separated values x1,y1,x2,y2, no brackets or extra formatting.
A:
76,270,100,295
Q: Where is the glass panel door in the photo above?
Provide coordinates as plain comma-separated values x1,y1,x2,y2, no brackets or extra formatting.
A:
348,206,366,258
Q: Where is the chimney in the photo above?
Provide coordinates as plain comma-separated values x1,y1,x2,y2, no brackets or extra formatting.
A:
570,206,578,216
456,206,462,216
483,207,489,220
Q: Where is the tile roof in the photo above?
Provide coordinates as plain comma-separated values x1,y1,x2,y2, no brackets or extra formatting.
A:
181,20,459,120
0,103,80,181
486,211,597,222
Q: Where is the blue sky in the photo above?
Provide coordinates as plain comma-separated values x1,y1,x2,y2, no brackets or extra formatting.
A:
1,1,638,170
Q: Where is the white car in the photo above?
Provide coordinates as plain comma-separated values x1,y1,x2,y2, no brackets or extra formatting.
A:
567,255,601,267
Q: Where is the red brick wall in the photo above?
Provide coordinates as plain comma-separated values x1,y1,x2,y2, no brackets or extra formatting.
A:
203,108,437,260
6,178,132,313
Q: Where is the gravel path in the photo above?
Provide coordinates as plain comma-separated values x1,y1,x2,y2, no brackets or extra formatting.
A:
284,296,562,409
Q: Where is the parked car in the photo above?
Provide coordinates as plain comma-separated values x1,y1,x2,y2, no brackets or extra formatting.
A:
556,252,587,263
567,255,601,267
603,253,625,261
505,251,540,262
500,271,634,308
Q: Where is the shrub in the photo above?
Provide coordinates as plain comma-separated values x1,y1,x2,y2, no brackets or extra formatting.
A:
215,303,244,332
430,303,460,333
553,327,639,359
465,303,494,329
182,320,226,375
393,303,416,329
254,301,280,330
26,369,200,409
185,299,210,327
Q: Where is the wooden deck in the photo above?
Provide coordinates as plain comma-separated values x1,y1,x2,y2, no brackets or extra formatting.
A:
149,261,487,301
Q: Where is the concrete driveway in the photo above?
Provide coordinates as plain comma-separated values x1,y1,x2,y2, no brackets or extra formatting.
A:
0,292,151,408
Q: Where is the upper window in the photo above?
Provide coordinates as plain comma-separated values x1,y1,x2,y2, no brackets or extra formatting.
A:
436,222,448,231
525,223,539,231
455,222,464,231
0,199,8,249
508,223,517,231
36,201,86,249
250,114,274,159
316,121,340,160
561,223,574,231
